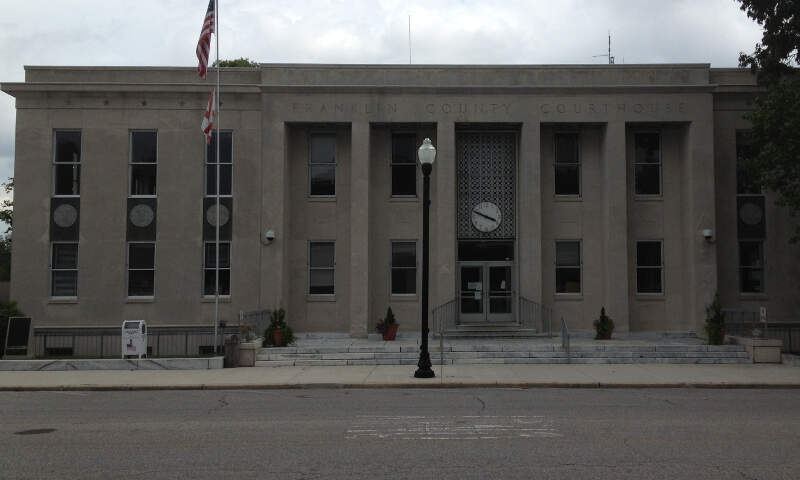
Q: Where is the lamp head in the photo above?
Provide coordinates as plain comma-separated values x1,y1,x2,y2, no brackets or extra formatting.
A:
417,138,436,166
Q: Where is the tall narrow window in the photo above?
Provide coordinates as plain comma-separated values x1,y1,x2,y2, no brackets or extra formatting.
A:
391,134,417,196
634,132,661,196
309,242,335,295
205,131,233,196
309,135,336,196
203,242,231,296
736,131,761,195
130,131,157,196
739,241,764,293
53,131,81,196
128,242,155,297
636,240,663,294
391,241,417,295
51,242,78,297
554,133,580,196
555,241,581,293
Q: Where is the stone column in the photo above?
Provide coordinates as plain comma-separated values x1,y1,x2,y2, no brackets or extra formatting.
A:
260,119,289,310
518,121,542,304
602,121,629,331
684,104,717,333
434,121,456,308
349,121,371,337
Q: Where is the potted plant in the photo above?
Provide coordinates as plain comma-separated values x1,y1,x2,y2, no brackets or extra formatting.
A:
593,307,615,340
376,307,399,341
705,292,725,345
263,308,295,347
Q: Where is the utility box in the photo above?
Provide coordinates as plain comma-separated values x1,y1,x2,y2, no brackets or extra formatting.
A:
122,320,147,359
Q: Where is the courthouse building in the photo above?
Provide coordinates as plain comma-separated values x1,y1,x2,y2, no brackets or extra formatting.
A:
2,63,799,348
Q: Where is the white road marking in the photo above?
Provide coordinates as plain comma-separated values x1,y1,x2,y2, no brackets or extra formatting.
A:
346,415,562,440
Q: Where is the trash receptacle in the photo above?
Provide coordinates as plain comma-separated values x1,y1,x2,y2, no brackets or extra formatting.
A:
224,334,240,368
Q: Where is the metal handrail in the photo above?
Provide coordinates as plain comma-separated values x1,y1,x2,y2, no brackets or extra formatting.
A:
561,317,570,363
432,298,457,337
519,296,555,336
721,308,767,338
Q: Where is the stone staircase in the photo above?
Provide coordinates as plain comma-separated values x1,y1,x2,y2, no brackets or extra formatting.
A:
255,343,750,366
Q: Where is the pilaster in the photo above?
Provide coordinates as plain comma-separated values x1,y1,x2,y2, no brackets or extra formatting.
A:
602,121,629,331
434,121,456,307
684,105,717,333
519,121,542,304
349,121,371,337
260,118,289,310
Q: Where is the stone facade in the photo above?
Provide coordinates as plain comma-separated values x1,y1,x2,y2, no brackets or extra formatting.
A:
2,64,799,339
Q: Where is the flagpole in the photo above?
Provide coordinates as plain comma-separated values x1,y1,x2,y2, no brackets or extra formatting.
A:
214,0,221,355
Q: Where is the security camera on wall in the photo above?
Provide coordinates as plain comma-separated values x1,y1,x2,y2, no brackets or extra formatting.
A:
702,229,714,242
264,229,275,244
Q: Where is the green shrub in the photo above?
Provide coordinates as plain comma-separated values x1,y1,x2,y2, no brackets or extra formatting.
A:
705,293,725,345
0,300,23,318
375,307,397,335
263,308,295,347
593,307,614,340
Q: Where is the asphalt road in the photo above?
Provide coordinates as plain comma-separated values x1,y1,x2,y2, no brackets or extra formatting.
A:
1,388,798,479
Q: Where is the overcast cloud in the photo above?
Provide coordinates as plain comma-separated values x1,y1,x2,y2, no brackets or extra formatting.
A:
0,0,763,204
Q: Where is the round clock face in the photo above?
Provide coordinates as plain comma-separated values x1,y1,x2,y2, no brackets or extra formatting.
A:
471,202,502,233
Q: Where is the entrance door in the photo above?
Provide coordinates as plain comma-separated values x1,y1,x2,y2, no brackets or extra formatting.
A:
459,261,513,324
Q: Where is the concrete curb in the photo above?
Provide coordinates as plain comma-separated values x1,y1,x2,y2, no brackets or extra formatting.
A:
2,382,799,391
0,357,224,371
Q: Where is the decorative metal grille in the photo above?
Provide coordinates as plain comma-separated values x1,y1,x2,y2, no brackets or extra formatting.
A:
456,132,516,239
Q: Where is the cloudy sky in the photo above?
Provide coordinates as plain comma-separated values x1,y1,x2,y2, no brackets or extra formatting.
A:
0,0,763,207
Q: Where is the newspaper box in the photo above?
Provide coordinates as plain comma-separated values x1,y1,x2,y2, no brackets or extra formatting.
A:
122,320,147,359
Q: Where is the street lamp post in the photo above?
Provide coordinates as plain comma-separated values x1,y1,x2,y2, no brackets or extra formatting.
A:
415,138,436,379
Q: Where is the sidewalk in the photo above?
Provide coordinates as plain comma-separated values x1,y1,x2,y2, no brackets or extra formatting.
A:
2,363,799,390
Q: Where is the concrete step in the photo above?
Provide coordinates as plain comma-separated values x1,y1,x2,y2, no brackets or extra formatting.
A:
255,344,750,366
254,356,750,366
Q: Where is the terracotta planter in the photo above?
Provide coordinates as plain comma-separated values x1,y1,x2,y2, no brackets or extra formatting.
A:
382,324,399,341
273,330,284,347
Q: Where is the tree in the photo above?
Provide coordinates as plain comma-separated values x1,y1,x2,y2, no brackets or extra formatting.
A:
0,178,12,234
212,57,258,67
0,235,9,281
737,1,800,241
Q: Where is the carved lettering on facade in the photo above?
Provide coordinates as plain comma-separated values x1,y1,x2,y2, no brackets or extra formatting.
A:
291,103,398,115
540,102,687,116
424,103,512,115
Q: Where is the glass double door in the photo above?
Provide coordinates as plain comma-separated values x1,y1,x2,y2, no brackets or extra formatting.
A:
459,262,514,324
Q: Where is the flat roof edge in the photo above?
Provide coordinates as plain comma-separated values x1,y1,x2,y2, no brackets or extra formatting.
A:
23,63,714,70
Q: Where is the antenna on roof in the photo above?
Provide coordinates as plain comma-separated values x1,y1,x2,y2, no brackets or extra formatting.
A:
408,15,412,64
592,31,615,64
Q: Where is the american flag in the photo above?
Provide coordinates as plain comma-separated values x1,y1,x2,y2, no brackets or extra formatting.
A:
196,0,215,79
202,89,216,144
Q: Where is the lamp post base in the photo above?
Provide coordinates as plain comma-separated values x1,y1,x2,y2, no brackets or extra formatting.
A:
414,351,435,378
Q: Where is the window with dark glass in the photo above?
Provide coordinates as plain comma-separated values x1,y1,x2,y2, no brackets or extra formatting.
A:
309,242,335,295
555,241,581,293
309,135,336,196
128,242,155,297
205,131,233,196
130,131,157,196
554,133,580,196
636,241,663,294
391,134,417,196
54,131,81,196
736,130,761,195
634,133,661,196
739,241,764,293
391,241,416,295
203,242,230,296
51,242,78,297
